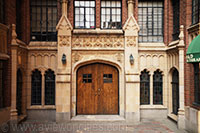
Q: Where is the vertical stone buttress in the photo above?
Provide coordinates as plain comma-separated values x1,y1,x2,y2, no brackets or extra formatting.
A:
56,0,73,122
10,24,18,122
123,0,140,122
177,25,185,129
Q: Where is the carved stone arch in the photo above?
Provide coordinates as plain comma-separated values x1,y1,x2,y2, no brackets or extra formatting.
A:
73,59,123,74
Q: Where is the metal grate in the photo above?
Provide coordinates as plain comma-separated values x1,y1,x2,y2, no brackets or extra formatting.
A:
30,0,57,41
153,70,163,104
17,69,23,115
31,69,42,105
74,0,95,29
101,0,122,29
192,0,200,25
0,0,4,24
171,69,179,115
138,0,164,42
45,69,55,105
140,70,150,105
172,0,180,41
194,63,200,104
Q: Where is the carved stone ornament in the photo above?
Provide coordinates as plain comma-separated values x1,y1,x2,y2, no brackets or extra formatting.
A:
116,53,122,62
72,52,81,63
59,35,70,47
126,36,136,47
72,36,124,48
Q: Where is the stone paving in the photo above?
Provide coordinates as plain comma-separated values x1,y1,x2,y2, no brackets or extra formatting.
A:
6,118,188,133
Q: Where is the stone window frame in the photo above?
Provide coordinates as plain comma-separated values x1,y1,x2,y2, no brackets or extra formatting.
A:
31,69,56,106
138,0,164,43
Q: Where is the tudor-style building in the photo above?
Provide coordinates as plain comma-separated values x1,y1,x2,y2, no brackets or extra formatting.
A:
0,0,199,132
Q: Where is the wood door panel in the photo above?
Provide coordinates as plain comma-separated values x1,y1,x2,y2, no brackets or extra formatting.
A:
77,63,118,115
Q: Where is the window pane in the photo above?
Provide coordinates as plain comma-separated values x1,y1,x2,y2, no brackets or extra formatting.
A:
153,70,163,105
31,69,42,105
138,0,163,42
101,1,121,29
74,0,95,29
140,70,150,105
30,0,57,41
45,70,55,105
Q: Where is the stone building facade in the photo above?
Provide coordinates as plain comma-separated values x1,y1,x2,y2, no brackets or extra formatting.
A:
0,0,199,132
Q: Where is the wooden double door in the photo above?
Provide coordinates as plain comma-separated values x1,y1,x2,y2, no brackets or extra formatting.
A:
77,63,119,115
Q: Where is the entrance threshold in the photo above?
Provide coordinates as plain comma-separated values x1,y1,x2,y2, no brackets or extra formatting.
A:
71,115,125,121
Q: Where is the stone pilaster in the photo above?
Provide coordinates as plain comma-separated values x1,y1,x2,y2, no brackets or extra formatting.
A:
127,0,134,18
123,15,140,122
10,24,18,122
55,0,73,122
177,25,185,129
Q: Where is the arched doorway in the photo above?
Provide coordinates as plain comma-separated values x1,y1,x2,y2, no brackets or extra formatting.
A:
77,63,119,115
17,69,22,115
171,69,179,115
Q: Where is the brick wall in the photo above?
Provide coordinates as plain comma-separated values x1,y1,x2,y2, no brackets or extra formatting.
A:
3,0,17,107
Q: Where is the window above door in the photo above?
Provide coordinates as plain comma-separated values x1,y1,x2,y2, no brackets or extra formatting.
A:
74,0,96,29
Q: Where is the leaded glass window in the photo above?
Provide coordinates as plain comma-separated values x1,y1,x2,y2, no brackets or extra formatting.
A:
172,69,179,115
138,0,164,42
153,70,163,104
45,69,55,105
194,63,200,104
31,69,42,105
140,70,150,105
74,0,95,29
101,1,122,29
30,0,57,41
17,69,22,115
0,0,4,24
172,0,180,41
192,0,200,25
0,61,4,108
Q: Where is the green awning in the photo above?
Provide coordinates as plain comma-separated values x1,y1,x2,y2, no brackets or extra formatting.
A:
187,35,200,63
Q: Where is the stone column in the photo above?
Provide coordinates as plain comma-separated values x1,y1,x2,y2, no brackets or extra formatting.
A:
177,25,185,129
62,0,68,15
56,0,73,122
10,24,18,122
123,16,140,122
127,0,134,18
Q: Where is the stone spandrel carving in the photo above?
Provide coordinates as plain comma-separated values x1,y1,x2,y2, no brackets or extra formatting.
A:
126,36,136,47
72,36,124,48
59,35,71,47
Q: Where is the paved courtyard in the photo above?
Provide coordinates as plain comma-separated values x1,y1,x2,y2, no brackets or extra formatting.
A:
3,118,189,133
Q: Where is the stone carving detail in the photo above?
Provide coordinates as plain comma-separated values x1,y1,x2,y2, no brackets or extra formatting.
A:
116,53,122,62
72,52,81,63
59,35,71,47
126,36,136,47
72,36,124,48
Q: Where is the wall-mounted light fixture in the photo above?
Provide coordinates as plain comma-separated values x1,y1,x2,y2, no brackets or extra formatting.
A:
62,54,66,64
130,54,134,65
